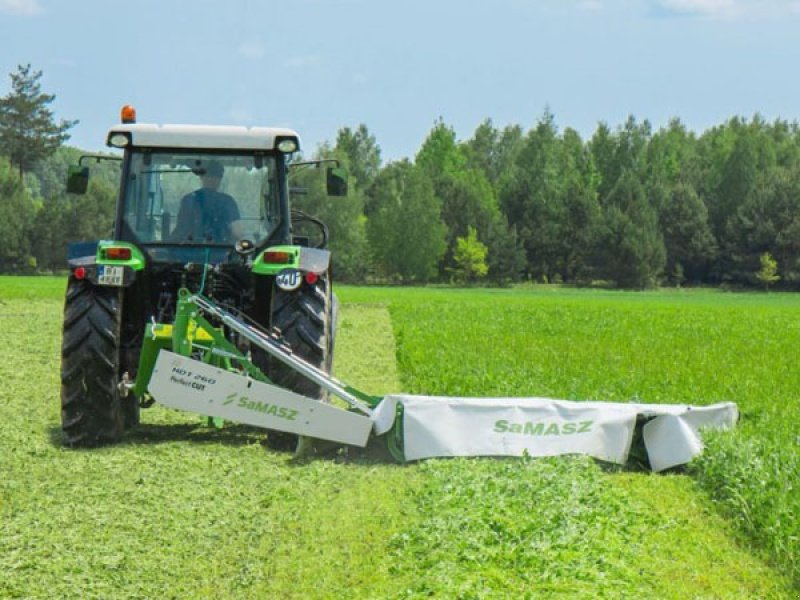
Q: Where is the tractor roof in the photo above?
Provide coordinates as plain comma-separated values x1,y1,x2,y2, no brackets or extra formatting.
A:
106,123,301,151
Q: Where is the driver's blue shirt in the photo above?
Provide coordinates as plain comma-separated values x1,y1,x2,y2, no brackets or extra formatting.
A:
172,188,240,242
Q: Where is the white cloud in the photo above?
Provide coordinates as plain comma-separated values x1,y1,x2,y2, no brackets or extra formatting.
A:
238,40,265,60
764,0,800,16
0,0,43,16
654,0,800,18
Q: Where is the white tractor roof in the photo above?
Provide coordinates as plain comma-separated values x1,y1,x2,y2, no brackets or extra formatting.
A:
107,123,301,151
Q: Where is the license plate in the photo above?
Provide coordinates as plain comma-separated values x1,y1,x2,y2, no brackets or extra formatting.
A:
276,269,302,291
97,265,125,286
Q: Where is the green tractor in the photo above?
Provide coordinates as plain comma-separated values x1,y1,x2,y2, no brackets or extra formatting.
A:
62,105,347,447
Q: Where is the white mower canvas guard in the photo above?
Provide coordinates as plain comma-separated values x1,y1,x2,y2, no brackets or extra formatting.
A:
149,351,373,447
379,395,738,471
150,348,737,470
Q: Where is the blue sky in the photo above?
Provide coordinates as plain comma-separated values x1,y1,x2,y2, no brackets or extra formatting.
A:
1,0,800,161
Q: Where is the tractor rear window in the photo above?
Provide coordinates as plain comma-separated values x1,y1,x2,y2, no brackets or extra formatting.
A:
120,151,279,247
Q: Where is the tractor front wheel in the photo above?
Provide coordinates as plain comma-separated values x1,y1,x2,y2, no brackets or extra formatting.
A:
60,278,127,446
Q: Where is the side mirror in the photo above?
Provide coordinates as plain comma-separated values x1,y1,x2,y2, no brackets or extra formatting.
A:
326,167,348,197
66,166,89,194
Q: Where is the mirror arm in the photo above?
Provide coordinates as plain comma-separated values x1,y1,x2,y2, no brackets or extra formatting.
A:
78,154,123,166
289,159,340,169
288,159,340,181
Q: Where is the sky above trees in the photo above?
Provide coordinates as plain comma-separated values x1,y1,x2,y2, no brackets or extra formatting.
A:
1,0,800,160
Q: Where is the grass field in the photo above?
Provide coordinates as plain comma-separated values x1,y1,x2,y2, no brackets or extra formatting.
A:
1,277,798,598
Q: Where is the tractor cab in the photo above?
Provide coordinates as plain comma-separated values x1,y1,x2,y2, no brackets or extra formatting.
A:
119,149,280,248
106,107,300,263
69,105,347,263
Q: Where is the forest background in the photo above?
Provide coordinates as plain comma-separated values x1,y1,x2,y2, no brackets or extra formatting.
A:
1,64,798,290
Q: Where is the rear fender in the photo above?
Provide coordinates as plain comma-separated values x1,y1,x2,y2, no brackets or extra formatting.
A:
251,245,330,277
66,240,145,287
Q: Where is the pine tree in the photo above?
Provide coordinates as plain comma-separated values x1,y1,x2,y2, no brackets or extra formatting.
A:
450,226,489,283
597,170,666,288
0,64,77,179
756,252,780,291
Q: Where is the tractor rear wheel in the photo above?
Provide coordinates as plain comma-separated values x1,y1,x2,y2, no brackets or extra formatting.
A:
258,275,333,450
60,278,126,446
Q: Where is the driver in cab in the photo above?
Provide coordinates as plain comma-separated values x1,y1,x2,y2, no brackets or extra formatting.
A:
171,161,244,242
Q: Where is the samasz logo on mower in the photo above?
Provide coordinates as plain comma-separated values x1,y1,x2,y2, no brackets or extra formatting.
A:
493,419,594,436
224,393,299,421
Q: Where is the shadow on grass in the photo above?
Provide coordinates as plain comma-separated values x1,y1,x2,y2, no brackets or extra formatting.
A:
128,422,272,447
291,437,409,468
45,422,663,472
46,422,409,469
283,435,666,472
47,422,272,449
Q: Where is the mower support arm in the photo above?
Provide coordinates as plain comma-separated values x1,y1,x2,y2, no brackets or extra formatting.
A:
190,294,377,416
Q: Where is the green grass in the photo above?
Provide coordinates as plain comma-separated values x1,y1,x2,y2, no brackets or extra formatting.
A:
0,274,66,300
339,285,800,591
1,277,798,597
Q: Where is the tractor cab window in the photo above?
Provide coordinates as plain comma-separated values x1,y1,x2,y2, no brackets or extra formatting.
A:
120,150,280,248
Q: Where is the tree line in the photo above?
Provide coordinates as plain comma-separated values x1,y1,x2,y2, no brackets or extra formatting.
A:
2,64,800,288
296,112,800,289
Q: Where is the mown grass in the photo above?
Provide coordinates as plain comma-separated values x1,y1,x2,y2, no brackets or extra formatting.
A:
388,459,788,599
1,277,798,598
0,279,421,599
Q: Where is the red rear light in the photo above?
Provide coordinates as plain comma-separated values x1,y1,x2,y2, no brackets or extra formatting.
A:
262,251,293,264
304,272,318,285
73,266,86,280
103,247,132,261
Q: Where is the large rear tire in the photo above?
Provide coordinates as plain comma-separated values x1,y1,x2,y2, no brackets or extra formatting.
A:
60,278,126,446
258,276,333,450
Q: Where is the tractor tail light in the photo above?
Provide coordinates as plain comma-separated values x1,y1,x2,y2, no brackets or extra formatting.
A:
263,251,293,264
73,266,87,280
103,247,132,261
304,272,318,285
